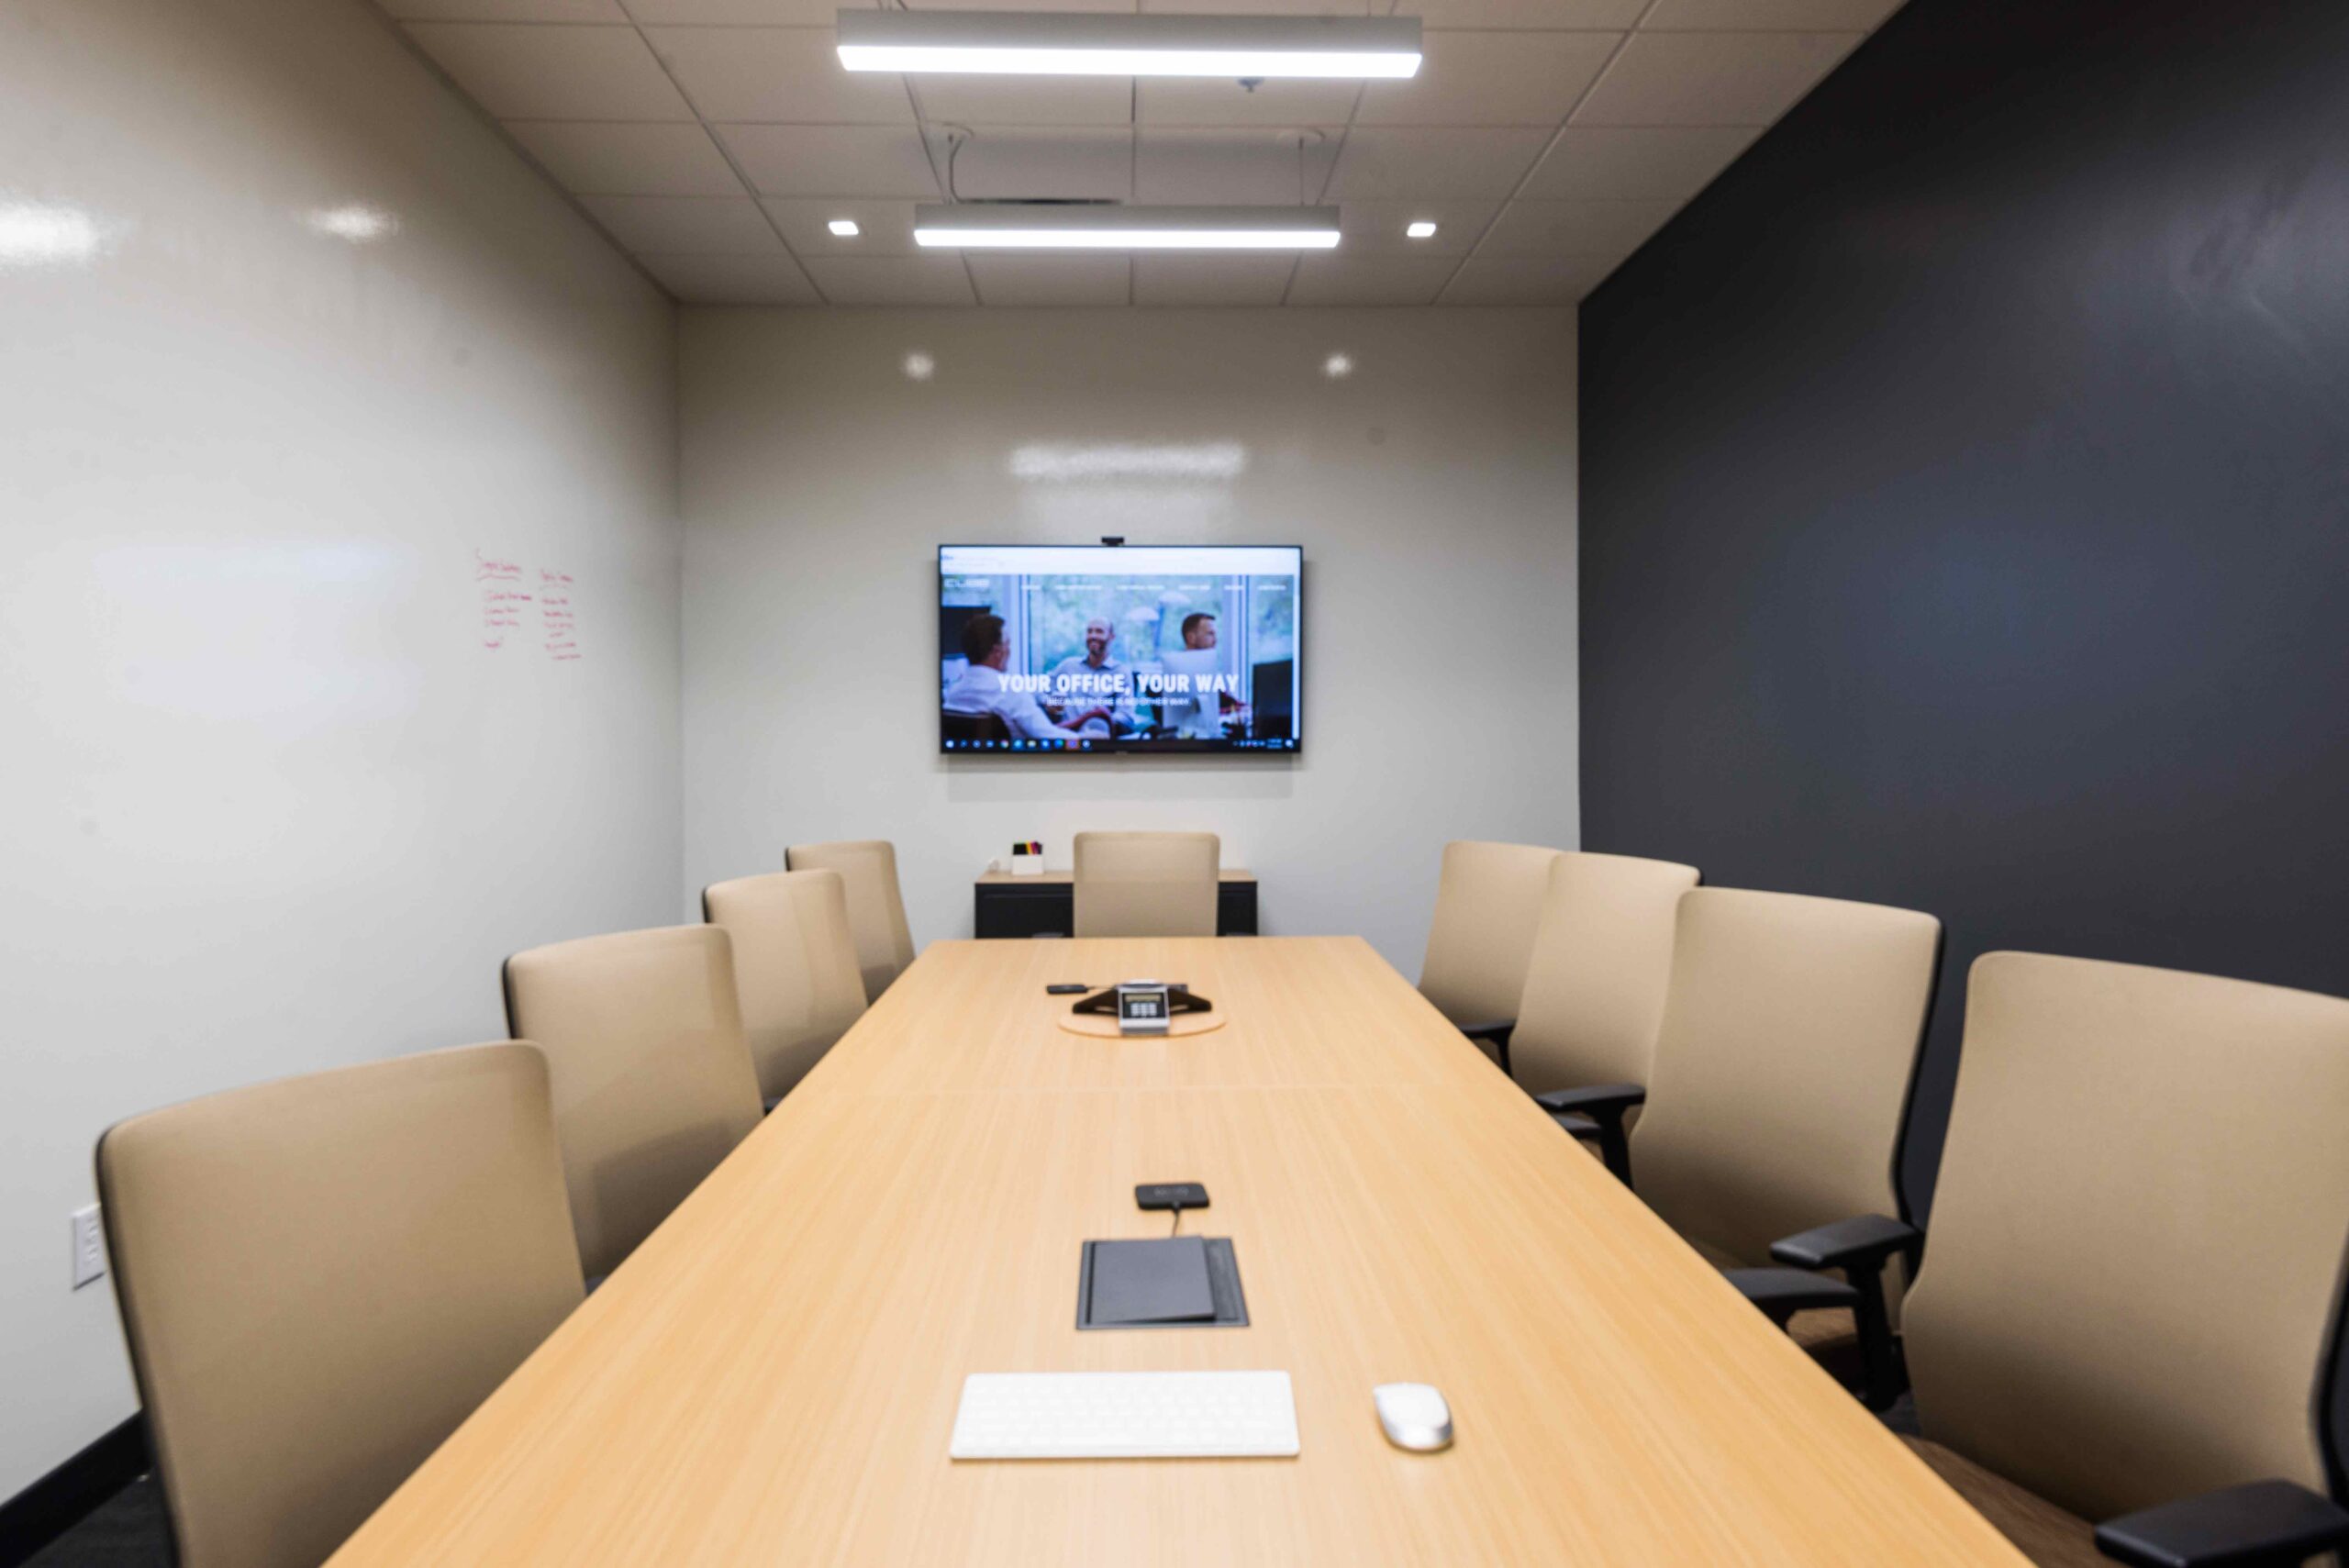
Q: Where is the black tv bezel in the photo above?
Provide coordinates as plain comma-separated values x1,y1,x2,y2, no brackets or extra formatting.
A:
937,542,1305,758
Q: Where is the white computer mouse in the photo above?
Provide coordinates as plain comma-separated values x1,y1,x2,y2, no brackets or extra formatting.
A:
1373,1383,1453,1452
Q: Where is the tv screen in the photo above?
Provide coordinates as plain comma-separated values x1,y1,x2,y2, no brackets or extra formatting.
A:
939,544,1302,755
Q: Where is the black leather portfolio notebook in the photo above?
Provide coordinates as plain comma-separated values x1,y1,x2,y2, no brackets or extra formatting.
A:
1077,1237,1250,1329
1085,1237,1215,1325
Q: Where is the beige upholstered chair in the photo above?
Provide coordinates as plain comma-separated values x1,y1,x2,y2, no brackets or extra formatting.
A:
704,868,868,1106
1886,954,2349,1568
1417,840,1565,1073
1540,887,1941,1406
785,839,916,998
1071,830,1219,938
1632,888,1940,1262
504,925,763,1281
1509,851,1701,1099
97,1042,584,1568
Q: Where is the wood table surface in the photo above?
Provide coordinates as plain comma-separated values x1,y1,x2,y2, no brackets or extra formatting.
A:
329,937,2027,1566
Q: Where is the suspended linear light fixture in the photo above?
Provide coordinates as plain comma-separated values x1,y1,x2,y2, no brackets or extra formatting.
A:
913,203,1341,250
838,9,1421,79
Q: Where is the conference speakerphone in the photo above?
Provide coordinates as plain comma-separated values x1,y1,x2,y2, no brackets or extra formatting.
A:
1070,981,1212,1035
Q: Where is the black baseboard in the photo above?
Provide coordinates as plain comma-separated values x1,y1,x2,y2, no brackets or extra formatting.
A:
0,1417,149,1568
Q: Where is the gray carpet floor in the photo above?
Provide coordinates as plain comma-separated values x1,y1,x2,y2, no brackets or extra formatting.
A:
21,1474,168,1568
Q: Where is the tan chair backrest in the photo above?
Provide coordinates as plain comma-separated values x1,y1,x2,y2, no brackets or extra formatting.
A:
504,925,763,1280
785,839,916,997
98,1042,584,1568
704,869,868,1102
1072,831,1220,938
1632,887,1940,1268
1905,952,2349,1520
1418,840,1564,1029
1510,851,1702,1095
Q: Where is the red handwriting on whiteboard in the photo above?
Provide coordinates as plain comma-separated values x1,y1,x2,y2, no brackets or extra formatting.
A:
541,566,581,661
477,553,582,659
479,552,533,650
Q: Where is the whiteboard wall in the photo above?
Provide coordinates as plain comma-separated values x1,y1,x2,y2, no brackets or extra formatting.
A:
0,0,680,1497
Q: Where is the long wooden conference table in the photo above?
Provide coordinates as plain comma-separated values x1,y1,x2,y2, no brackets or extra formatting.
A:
332,937,2028,1565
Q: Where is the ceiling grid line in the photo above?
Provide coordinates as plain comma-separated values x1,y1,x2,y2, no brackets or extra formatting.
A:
1429,0,1661,309
609,0,831,303
384,0,1902,308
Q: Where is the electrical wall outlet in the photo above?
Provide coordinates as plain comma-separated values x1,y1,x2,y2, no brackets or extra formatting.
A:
72,1204,106,1290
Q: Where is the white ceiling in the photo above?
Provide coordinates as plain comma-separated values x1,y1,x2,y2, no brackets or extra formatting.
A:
383,0,1904,306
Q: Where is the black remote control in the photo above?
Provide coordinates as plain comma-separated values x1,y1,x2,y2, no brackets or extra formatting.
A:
1136,1183,1209,1211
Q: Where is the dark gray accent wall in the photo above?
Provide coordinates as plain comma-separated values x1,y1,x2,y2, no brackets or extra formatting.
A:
1579,0,2349,1219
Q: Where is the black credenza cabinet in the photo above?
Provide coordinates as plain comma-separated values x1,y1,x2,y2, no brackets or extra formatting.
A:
973,878,1258,940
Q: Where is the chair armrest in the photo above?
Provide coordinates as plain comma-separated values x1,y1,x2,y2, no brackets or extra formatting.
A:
1723,1267,1861,1323
1769,1214,1922,1276
1531,1084,1645,1117
1454,1019,1516,1079
1550,1110,1600,1137
1531,1084,1643,1184
2095,1480,2349,1568
1754,1212,1922,1413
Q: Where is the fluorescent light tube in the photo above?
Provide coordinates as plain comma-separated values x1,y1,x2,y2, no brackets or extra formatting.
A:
838,10,1421,79
914,205,1341,250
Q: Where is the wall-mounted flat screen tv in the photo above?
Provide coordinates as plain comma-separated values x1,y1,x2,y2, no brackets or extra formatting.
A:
939,544,1302,755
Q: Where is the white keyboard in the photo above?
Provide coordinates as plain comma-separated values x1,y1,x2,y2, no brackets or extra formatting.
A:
949,1371,1300,1460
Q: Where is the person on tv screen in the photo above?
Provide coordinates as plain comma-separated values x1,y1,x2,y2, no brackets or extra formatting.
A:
1173,611,1247,738
1044,617,1135,737
944,613,1107,741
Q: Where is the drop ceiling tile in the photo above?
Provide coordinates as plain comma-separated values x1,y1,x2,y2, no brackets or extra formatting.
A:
1517,124,1754,200
380,0,623,18
1137,78,1358,128
1395,0,1644,29
1325,127,1550,199
1642,0,1901,28
763,197,922,255
507,121,749,195
1475,197,1675,257
801,256,979,305
940,128,1134,201
967,255,1132,306
1132,256,1297,306
1356,30,1619,128
640,251,821,303
1572,30,1861,126
1335,198,1498,255
579,195,785,253
644,27,913,124
1288,254,1457,305
404,24,694,121
1438,252,1615,302
911,77,1136,128
1134,129,1341,205
718,123,942,196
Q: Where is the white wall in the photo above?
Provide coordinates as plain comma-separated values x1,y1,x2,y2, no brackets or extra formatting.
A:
680,307,1577,973
0,0,678,1496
